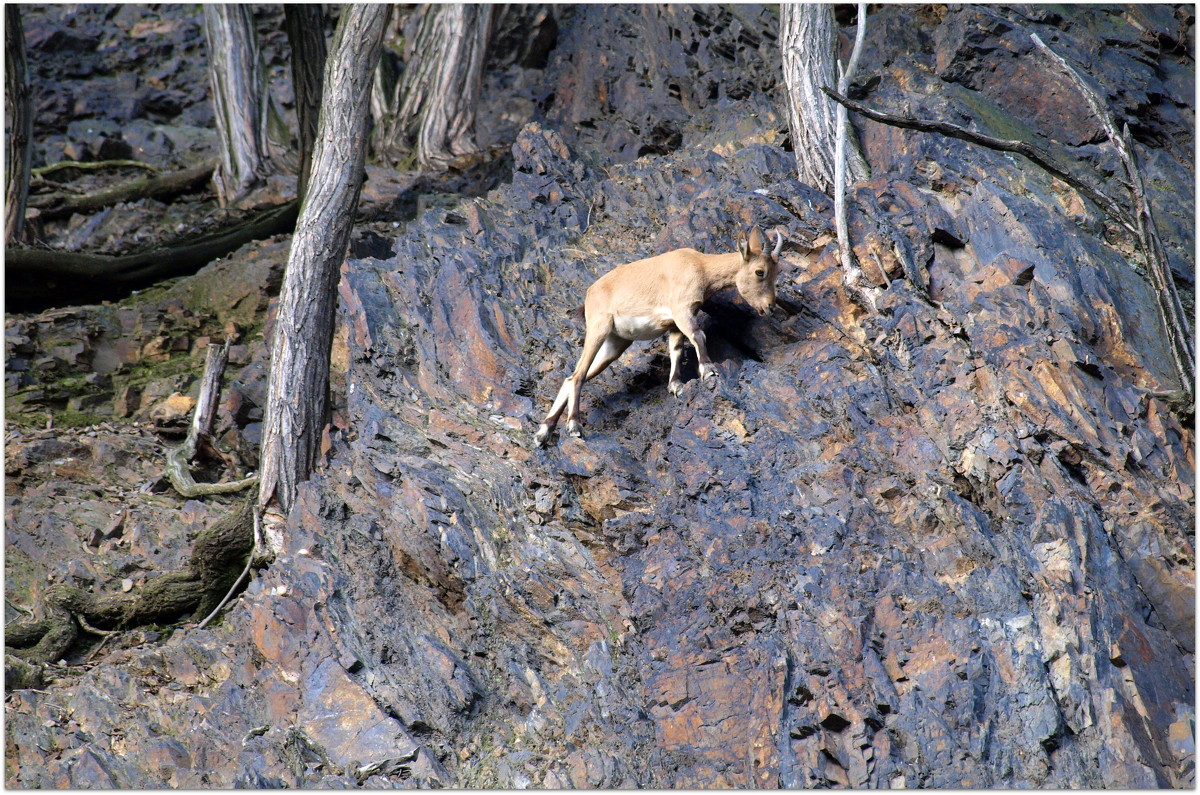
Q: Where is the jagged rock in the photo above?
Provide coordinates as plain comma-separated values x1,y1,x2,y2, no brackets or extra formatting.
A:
4,3,1194,790
147,392,195,425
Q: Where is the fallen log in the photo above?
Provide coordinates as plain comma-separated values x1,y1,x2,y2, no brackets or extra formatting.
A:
5,199,299,312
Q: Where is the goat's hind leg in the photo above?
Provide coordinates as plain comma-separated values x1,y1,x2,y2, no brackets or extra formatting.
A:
564,320,617,439
536,319,617,446
534,378,572,447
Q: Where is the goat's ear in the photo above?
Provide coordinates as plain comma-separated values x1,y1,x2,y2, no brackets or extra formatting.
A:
747,225,764,255
737,228,750,261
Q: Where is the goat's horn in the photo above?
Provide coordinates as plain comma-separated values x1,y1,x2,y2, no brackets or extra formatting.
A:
772,230,784,257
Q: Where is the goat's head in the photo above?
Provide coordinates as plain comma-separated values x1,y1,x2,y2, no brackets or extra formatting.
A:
735,226,784,316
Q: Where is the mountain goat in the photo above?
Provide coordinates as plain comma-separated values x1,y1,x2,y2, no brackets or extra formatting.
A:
535,226,784,447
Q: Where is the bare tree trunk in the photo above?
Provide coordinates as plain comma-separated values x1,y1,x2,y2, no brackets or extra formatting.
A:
283,5,328,203
5,5,33,244
258,3,392,554
203,5,271,206
781,4,869,194
373,4,492,170
832,3,879,311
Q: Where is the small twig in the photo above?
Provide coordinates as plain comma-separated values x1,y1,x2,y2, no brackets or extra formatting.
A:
84,634,114,662
29,178,87,194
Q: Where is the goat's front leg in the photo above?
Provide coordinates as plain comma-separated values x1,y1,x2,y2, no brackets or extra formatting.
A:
675,309,717,382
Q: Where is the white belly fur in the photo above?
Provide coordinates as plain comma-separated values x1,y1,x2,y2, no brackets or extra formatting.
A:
612,313,671,341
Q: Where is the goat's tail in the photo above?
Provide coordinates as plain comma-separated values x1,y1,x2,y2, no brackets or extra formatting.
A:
570,305,585,324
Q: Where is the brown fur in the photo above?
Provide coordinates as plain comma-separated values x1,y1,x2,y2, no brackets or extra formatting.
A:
535,226,784,446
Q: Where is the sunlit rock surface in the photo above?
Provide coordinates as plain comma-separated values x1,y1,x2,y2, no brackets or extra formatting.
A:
6,4,1193,788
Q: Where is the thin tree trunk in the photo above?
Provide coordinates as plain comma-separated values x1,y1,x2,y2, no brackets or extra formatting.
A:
203,5,271,206
833,3,877,310
284,5,328,203
781,4,869,194
258,3,392,551
5,5,33,244
374,4,492,170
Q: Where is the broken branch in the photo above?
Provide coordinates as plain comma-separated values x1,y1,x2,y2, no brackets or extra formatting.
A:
165,339,259,499
5,199,299,312
820,85,1135,234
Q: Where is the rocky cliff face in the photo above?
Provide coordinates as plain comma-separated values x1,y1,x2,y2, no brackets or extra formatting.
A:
5,4,1194,788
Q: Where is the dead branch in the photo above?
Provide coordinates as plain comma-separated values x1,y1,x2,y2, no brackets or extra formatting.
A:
26,159,215,221
165,339,258,498
6,199,299,312
820,86,1136,235
32,159,158,179
1029,33,1194,408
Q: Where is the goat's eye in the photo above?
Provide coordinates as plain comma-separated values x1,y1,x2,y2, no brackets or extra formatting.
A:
755,269,765,279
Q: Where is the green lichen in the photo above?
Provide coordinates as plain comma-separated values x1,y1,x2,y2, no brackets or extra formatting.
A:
943,82,1044,147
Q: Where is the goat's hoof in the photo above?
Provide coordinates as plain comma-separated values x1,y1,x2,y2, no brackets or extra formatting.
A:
534,424,552,447
699,364,718,381
567,421,583,438
668,381,684,397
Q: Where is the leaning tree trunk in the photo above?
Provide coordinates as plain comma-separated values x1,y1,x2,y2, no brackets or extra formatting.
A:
283,4,328,203
781,4,870,194
258,3,392,555
5,5,33,244
203,5,272,206
372,4,493,170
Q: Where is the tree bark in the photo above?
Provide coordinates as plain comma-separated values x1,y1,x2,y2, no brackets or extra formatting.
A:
203,5,271,206
283,5,328,203
781,4,869,194
258,4,392,541
5,5,33,244
373,4,493,170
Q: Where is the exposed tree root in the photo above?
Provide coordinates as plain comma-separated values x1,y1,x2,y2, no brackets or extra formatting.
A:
5,199,298,312
32,158,159,179
27,159,213,221
4,654,45,691
4,498,255,687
